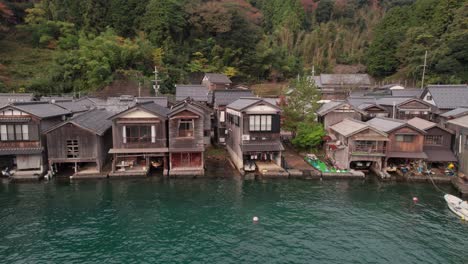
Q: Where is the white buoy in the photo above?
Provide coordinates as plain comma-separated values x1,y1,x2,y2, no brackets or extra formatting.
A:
253,216,259,223
413,197,419,202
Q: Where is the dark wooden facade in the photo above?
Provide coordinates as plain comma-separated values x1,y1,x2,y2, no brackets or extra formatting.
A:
46,123,112,174
395,99,433,120
168,102,207,176
385,125,426,165
226,99,283,173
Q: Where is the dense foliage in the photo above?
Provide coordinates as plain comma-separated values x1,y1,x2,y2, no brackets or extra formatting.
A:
0,0,467,94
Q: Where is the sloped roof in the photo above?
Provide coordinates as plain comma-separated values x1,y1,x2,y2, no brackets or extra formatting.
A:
426,85,468,110
40,96,74,102
69,109,113,135
213,89,254,106
135,97,168,107
138,101,170,117
440,108,468,118
366,117,407,133
447,115,468,129
8,102,70,118
317,101,346,116
55,101,89,113
375,97,412,106
329,119,368,137
317,74,371,86
227,97,280,112
175,85,209,102
204,73,232,84
391,89,423,98
407,117,436,131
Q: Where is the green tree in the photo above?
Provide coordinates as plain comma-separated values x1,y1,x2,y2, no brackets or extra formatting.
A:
282,75,320,132
291,123,325,151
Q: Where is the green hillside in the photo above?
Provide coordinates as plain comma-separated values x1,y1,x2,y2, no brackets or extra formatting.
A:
0,0,466,95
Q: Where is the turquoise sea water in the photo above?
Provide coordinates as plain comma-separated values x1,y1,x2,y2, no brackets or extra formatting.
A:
0,178,466,263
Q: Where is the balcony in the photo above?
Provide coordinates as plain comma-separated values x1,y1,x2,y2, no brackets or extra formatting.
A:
122,138,166,149
351,145,386,156
0,141,41,149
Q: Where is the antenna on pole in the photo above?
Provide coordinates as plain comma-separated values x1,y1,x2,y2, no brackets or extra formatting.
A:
153,66,161,96
421,50,428,89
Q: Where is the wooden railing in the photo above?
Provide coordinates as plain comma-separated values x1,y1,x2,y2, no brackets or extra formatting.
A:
0,141,40,148
122,138,166,149
351,145,386,154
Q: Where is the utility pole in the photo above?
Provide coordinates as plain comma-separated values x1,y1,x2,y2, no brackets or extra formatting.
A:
421,50,428,89
138,81,141,97
153,66,161,96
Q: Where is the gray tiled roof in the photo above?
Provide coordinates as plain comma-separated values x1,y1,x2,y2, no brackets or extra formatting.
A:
55,101,89,113
241,141,284,152
204,73,232,84
440,108,468,118
213,89,253,106
176,85,209,102
329,119,370,137
317,101,345,116
70,109,114,135
366,117,406,133
427,85,468,110
375,97,411,106
138,102,170,117
391,89,423,98
135,97,168,107
11,102,70,118
227,97,279,111
40,96,74,102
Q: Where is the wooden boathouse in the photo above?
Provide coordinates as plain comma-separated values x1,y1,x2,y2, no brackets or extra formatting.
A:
168,98,210,177
45,109,113,177
108,102,170,177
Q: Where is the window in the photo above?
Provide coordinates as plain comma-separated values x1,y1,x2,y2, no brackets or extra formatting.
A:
425,135,443,145
178,119,194,137
396,135,414,142
219,111,225,122
0,124,29,141
124,125,153,143
66,140,79,158
234,115,239,126
249,115,272,131
427,95,432,100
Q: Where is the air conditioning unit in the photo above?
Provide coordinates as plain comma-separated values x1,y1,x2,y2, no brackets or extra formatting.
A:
242,135,250,141
262,137,267,140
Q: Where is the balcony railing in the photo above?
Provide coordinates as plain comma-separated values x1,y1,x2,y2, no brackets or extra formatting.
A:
351,145,386,154
0,141,40,148
122,138,166,149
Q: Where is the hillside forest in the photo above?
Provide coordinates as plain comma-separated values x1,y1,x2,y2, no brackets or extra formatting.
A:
0,0,467,95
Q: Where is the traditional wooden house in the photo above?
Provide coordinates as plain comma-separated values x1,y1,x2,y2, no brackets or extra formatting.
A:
407,117,456,166
357,103,389,120
375,98,435,120
202,73,232,90
108,102,170,177
317,101,365,129
312,74,373,100
447,115,468,176
45,109,113,177
225,98,284,175
367,117,427,167
168,99,210,176
0,102,71,180
438,108,468,126
422,85,468,114
212,89,253,144
327,119,388,171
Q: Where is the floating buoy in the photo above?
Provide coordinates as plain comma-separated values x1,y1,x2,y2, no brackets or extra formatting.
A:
253,216,259,223
413,197,419,202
